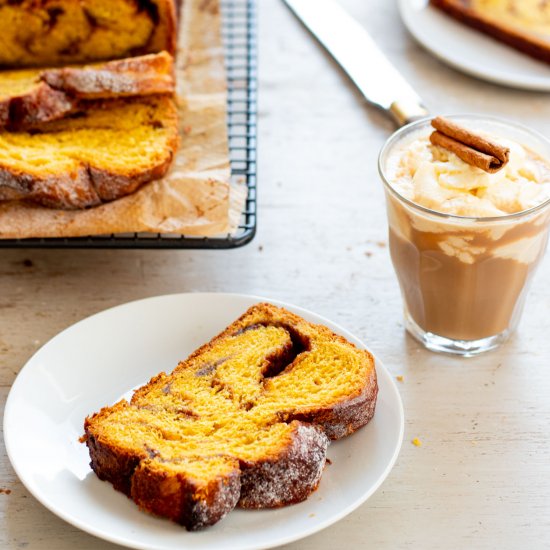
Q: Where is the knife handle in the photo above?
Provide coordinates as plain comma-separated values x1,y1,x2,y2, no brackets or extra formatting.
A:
389,100,430,127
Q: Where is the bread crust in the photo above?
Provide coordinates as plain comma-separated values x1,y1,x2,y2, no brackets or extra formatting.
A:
0,153,178,210
85,402,142,495
131,459,242,530
42,52,175,99
0,166,102,210
148,0,180,56
430,0,550,64
83,304,378,530
9,84,75,130
238,422,329,509
288,385,378,440
87,147,177,203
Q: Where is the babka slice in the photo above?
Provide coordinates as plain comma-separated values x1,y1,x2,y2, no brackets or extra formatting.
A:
0,96,179,209
0,0,179,67
83,303,378,530
431,0,550,64
0,52,175,130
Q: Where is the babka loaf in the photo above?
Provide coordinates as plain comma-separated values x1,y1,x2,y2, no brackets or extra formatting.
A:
0,52,175,130
0,0,180,67
0,96,179,209
83,303,378,530
431,0,550,64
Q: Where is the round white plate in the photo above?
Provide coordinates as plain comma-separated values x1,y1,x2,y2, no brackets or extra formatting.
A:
4,293,404,550
399,0,550,90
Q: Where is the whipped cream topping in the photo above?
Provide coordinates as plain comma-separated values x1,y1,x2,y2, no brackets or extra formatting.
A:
386,130,550,217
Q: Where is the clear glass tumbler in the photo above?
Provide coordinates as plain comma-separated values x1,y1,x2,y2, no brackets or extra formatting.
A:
378,116,550,356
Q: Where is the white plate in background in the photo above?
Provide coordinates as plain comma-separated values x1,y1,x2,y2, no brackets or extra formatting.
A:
399,0,550,91
4,293,404,550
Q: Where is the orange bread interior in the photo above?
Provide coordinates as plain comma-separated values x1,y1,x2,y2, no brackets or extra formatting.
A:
0,97,177,177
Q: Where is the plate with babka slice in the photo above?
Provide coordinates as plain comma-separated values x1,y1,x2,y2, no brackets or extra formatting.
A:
400,0,550,90
4,293,404,550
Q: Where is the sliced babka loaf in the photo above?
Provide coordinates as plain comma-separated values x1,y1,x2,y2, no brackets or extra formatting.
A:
83,303,378,530
0,96,179,209
0,52,175,130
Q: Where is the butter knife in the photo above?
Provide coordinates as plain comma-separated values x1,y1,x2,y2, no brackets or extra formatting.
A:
283,0,429,127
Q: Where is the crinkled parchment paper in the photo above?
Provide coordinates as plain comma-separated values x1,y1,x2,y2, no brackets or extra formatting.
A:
0,0,246,239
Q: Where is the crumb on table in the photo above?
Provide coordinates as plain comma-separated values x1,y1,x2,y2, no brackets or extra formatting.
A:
396,375,404,382
412,437,422,447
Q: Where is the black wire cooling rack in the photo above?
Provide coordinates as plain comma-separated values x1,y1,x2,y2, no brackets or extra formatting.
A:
0,0,257,250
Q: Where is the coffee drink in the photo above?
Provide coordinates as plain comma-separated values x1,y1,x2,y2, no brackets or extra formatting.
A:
379,116,550,355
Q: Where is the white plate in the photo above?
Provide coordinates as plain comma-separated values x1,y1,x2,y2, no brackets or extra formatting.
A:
399,0,550,90
4,293,404,550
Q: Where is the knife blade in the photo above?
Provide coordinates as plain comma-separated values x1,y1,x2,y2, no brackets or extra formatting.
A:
283,0,429,126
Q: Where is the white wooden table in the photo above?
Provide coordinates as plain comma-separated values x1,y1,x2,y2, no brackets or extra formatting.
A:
2,0,550,548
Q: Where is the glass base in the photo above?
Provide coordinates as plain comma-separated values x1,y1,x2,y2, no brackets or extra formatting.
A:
404,311,511,357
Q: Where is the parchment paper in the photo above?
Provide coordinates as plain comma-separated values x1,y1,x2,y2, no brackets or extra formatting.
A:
0,0,245,239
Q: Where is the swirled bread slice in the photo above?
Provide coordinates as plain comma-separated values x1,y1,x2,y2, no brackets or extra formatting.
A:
0,0,179,67
0,96,179,209
0,52,175,130
83,303,378,530
431,0,550,64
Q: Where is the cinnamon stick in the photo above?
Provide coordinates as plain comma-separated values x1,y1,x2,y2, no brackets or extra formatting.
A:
429,116,510,173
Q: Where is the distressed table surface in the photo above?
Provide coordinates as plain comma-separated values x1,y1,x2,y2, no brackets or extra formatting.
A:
1,1,550,549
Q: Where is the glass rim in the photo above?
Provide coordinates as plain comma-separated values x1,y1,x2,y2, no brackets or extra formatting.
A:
378,114,550,223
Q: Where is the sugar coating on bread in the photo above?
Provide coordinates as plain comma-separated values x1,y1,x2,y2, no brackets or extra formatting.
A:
41,52,175,99
83,303,378,530
0,0,179,67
